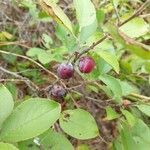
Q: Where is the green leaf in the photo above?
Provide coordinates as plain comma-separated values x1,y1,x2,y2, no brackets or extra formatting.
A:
106,23,150,60
39,0,73,34
0,31,13,40
26,48,52,64
121,110,136,127
119,81,138,96
50,46,68,62
76,144,90,150
18,129,74,150
59,109,99,140
55,24,77,51
18,139,39,150
96,9,105,25
106,23,125,45
88,52,111,78
86,85,99,93
105,106,120,120
42,33,53,48
96,51,119,73
136,105,150,117
0,98,61,142
88,38,115,76
120,124,136,150
39,129,74,150
117,119,150,150
133,136,150,150
120,17,149,38
51,0,59,3
5,83,18,100
38,11,51,21
112,0,120,8
131,119,150,148
0,142,19,150
74,0,97,42
126,43,150,60
99,74,122,103
144,61,150,73
0,85,14,128
131,119,150,145
113,137,124,150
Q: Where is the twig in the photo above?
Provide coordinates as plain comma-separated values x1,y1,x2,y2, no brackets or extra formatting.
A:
99,135,108,144
69,94,80,108
92,101,106,109
70,89,104,103
140,13,150,18
73,35,108,62
16,68,42,74
111,0,120,25
0,50,58,80
0,78,25,82
130,93,150,101
67,84,83,90
0,66,39,92
120,0,150,26
0,41,31,49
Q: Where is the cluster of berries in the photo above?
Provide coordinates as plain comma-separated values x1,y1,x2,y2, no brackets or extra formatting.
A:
51,56,95,99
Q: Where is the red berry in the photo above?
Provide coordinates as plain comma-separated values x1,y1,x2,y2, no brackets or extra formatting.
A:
51,85,66,99
57,63,74,79
78,56,95,73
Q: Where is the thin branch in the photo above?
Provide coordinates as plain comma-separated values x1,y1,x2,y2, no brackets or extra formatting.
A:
69,94,80,108
92,101,106,109
120,0,150,26
130,93,150,101
70,89,104,103
0,41,31,49
140,13,150,18
99,135,109,144
111,0,120,25
16,68,42,74
74,35,108,62
0,78,25,82
0,50,58,80
0,66,39,92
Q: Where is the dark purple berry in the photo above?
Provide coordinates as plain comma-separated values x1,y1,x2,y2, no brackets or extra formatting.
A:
51,85,66,99
78,56,95,73
57,63,74,79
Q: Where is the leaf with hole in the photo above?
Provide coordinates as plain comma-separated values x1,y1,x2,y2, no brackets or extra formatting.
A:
59,109,99,140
